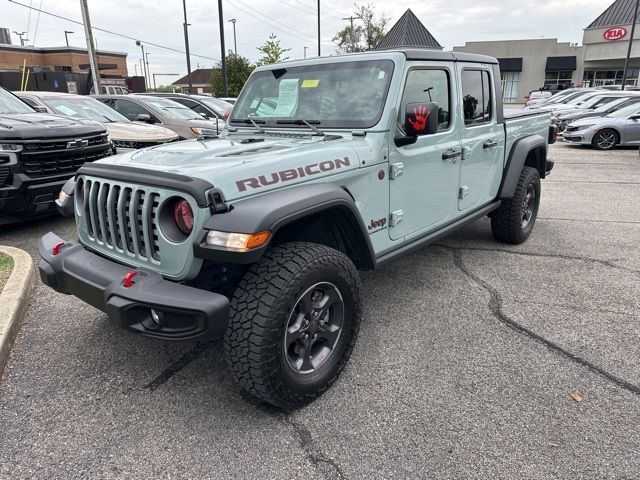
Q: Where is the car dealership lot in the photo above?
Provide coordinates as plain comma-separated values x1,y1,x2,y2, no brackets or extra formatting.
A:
0,142,639,479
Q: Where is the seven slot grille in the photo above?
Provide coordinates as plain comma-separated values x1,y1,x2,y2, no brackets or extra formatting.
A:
81,179,161,262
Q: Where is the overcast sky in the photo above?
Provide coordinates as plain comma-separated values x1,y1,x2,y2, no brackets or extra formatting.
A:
4,0,609,85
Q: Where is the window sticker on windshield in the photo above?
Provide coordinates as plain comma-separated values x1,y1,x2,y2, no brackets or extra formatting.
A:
54,105,78,116
301,79,320,88
273,78,299,117
378,71,386,79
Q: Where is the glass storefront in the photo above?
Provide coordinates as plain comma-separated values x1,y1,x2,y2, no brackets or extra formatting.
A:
501,71,520,102
583,69,640,87
544,70,574,89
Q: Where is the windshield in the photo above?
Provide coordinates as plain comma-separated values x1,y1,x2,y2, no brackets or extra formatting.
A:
43,96,129,123
579,95,617,110
144,98,203,120
197,96,233,116
606,102,640,118
230,60,394,129
0,88,35,114
566,93,599,106
602,97,640,113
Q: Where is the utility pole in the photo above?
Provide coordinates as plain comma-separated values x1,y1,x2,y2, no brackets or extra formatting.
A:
182,0,193,94
342,16,362,52
228,19,237,55
134,63,138,76
217,0,228,96
79,0,101,94
317,0,321,56
64,30,73,47
136,41,149,90
13,31,28,46
304,46,308,59
622,0,640,90
139,58,144,80
145,52,151,91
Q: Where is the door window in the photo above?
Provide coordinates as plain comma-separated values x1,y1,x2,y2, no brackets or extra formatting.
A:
461,70,492,126
399,69,451,132
112,99,150,121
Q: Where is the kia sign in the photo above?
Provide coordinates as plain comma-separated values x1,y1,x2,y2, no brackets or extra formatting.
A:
603,27,628,41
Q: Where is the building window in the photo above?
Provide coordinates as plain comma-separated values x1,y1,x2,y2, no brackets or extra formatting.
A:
545,70,573,89
583,70,639,87
501,71,520,102
54,65,72,72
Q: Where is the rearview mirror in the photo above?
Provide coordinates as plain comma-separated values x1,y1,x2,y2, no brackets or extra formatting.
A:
137,113,153,123
404,102,439,137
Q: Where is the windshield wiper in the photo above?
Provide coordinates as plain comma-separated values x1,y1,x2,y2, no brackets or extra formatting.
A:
276,119,325,136
233,118,266,133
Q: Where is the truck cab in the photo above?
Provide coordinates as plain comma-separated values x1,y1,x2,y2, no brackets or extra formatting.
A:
39,49,555,408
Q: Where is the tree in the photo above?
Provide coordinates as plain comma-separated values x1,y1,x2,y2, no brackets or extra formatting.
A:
209,52,255,97
256,34,291,66
333,3,389,54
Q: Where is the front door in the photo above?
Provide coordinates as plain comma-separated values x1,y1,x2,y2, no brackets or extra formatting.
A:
389,65,461,240
457,67,505,211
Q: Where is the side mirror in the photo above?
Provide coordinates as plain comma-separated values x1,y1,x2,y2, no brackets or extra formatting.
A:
404,102,439,137
137,113,153,123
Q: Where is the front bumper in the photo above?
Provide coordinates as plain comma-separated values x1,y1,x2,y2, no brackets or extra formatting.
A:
562,129,594,145
0,173,68,225
38,232,230,341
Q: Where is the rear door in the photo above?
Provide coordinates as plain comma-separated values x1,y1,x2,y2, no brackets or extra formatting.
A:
456,67,505,211
389,63,461,240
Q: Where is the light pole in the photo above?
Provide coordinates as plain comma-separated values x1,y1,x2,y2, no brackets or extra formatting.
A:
228,18,237,55
621,0,640,90
145,52,152,91
217,0,228,96
317,0,321,56
64,30,74,47
182,0,193,94
136,40,149,90
13,31,27,46
134,64,138,76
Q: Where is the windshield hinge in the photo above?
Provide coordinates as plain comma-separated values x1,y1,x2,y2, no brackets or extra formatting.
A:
351,130,367,137
207,188,229,213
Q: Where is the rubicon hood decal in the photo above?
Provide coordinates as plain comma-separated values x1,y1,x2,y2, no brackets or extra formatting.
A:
235,157,351,192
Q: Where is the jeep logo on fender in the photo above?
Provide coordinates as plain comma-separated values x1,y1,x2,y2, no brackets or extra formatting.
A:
368,218,387,231
603,27,627,41
236,157,351,192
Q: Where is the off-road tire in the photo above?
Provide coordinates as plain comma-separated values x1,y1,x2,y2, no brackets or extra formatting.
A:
592,128,619,150
491,166,541,244
224,242,362,409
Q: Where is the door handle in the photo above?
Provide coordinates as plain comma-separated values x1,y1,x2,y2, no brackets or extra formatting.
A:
442,149,462,161
483,139,498,149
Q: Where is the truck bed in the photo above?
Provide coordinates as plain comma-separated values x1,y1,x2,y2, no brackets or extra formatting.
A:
503,109,551,167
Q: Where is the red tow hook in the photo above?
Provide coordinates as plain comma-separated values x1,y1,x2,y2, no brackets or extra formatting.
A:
51,241,65,256
122,270,139,288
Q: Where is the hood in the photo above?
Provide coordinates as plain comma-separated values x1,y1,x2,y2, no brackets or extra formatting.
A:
570,116,611,128
105,122,179,142
0,113,106,140
96,133,361,201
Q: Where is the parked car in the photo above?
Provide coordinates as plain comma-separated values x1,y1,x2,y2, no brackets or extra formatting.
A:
94,94,220,139
536,90,604,113
90,85,130,95
525,88,584,108
562,102,640,149
0,86,112,225
525,90,552,106
219,97,237,105
15,91,179,152
525,88,597,109
554,94,640,131
136,92,231,126
41,49,556,408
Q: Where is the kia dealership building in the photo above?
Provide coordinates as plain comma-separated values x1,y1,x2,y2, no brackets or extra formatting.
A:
453,0,640,102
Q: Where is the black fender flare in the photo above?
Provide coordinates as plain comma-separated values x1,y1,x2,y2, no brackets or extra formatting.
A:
194,183,376,269
56,177,76,217
499,134,547,200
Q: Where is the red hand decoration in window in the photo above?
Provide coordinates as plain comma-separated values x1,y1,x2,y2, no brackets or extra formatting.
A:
407,105,430,132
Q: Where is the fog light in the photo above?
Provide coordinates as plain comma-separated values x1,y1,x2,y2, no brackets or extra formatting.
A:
150,309,160,324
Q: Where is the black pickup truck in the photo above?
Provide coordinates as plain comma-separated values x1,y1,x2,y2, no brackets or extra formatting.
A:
0,86,113,225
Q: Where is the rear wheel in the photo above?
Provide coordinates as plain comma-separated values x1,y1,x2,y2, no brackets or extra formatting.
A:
491,167,541,244
224,242,361,409
592,129,618,150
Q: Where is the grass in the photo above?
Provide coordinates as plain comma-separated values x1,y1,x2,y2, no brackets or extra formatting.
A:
0,252,14,295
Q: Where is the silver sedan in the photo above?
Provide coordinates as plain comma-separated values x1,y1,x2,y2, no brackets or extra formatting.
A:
562,102,640,150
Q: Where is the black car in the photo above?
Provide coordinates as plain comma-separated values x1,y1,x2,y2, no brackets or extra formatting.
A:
0,87,113,225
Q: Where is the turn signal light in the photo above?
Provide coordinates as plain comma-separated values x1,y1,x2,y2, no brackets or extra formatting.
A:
205,230,271,252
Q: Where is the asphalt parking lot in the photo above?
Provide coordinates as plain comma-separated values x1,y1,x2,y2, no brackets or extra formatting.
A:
1,141,639,479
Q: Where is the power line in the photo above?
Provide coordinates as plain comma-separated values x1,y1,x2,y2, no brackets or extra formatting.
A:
8,0,220,61
276,0,338,19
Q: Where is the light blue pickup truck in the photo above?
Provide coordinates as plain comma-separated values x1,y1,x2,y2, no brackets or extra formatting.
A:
39,49,556,408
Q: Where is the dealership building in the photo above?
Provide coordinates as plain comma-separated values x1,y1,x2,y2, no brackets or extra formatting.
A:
453,0,640,102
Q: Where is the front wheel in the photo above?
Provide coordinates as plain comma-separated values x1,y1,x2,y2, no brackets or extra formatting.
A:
224,242,362,409
592,128,619,150
491,166,541,244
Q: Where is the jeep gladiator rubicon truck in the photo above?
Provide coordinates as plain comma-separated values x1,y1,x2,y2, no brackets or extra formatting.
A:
0,86,113,225
39,50,555,408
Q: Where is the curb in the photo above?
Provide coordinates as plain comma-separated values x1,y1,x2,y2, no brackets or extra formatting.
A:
0,246,35,375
